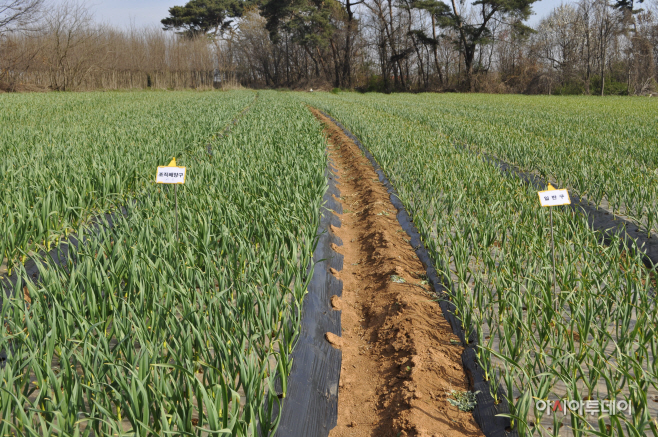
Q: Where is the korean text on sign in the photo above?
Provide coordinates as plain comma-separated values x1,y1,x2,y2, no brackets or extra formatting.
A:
538,188,570,207
156,166,186,184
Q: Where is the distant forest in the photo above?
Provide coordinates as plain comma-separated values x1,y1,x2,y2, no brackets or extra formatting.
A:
1,0,657,94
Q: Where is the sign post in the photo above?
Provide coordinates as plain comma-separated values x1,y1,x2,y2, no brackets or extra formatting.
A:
156,157,186,241
537,184,571,312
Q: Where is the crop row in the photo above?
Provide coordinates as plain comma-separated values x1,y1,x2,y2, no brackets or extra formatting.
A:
0,90,255,272
316,93,658,237
0,91,328,436
301,92,658,437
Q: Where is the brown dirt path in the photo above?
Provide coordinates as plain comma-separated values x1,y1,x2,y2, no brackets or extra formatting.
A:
310,108,484,437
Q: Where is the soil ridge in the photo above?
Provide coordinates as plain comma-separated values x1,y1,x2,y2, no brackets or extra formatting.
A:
311,108,484,437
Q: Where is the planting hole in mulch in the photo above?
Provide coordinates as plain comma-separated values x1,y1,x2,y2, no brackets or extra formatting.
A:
310,108,484,437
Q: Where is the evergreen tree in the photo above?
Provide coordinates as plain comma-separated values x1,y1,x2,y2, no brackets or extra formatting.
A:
162,0,247,38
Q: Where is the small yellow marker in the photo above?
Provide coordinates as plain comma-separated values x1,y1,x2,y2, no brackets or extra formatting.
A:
537,183,570,311
538,183,570,207
156,157,186,185
156,157,187,241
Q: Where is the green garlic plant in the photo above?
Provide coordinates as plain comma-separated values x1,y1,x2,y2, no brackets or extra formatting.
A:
1,91,328,436
300,91,658,437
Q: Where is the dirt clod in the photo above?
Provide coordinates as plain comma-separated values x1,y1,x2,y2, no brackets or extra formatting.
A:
331,295,342,310
325,332,344,349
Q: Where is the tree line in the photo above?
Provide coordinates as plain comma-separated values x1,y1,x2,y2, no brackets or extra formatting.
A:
1,0,657,94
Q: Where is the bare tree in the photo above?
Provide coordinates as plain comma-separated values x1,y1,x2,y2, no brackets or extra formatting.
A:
534,4,581,81
0,0,44,34
41,1,105,90
594,0,618,95
1,0,656,93
0,0,44,89
576,0,594,93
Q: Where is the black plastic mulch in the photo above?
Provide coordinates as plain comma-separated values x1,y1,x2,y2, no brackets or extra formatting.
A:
0,209,125,368
460,143,658,269
318,111,517,437
0,97,260,370
273,155,344,436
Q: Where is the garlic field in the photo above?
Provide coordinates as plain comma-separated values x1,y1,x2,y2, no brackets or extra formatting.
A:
1,89,656,437
300,92,658,437
1,91,327,435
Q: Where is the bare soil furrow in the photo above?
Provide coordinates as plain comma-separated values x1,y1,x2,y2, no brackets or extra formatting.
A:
310,108,484,437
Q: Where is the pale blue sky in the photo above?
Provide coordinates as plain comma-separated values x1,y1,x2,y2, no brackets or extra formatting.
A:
82,0,569,29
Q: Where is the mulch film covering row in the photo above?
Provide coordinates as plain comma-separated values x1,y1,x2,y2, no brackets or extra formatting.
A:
1,92,331,436
298,92,657,437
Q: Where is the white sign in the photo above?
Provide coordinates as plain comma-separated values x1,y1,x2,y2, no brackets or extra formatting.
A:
156,166,186,184
538,188,570,207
